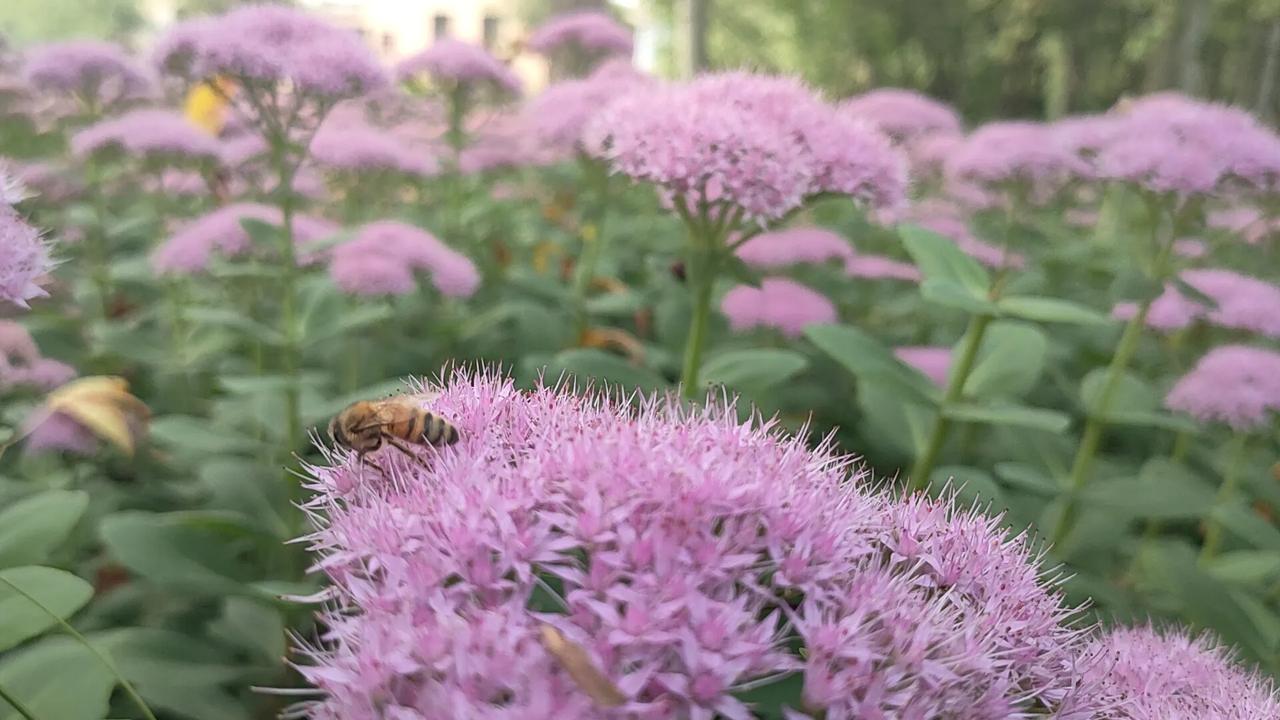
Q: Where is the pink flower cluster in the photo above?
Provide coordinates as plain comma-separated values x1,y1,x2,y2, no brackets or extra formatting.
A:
309,119,437,178
396,39,521,97
894,346,951,387
151,202,337,275
720,277,837,337
328,221,478,298
586,72,905,224
524,61,650,153
947,121,1088,190
0,204,52,309
1113,268,1280,337
0,320,74,393
1080,625,1279,719
295,370,1097,718
154,6,386,103
21,40,154,109
526,11,634,59
840,88,962,143
1165,345,1280,431
734,227,854,269
71,109,221,163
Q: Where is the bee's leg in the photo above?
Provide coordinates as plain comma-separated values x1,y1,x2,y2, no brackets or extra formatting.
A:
355,452,390,483
383,435,435,473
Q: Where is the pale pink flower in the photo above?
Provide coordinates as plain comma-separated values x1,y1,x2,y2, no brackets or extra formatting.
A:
720,278,837,337
1165,345,1280,430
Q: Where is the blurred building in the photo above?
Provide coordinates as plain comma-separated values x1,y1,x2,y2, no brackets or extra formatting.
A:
302,0,549,91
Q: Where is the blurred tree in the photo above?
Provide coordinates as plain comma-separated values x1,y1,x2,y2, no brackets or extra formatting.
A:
0,0,144,45
642,0,1278,122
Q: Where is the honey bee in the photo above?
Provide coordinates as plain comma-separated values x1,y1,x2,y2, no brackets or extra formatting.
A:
327,393,459,469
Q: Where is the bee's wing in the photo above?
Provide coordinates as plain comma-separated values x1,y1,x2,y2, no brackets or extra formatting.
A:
405,390,442,406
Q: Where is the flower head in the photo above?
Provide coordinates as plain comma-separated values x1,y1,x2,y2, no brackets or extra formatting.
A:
22,40,153,109
840,89,962,143
894,346,951,387
735,227,854,269
295,370,1095,719
948,121,1088,191
1090,94,1280,196
524,63,650,153
1165,345,1280,430
1080,625,1280,719
843,254,922,282
329,221,478,298
71,109,221,164
151,202,336,275
720,278,836,337
22,410,97,456
526,11,633,59
1208,206,1275,245
587,73,905,225
310,119,437,178
1176,269,1280,337
396,39,521,97
154,6,387,124
0,206,52,309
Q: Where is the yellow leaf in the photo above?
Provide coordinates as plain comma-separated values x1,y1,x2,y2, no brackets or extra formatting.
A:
581,223,597,242
538,624,626,708
59,398,135,455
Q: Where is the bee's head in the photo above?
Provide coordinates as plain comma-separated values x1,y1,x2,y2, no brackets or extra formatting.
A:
326,415,342,445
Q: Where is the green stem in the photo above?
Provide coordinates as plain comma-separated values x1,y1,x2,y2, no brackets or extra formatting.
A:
679,238,718,400
908,312,995,492
1053,201,1176,549
0,682,41,720
86,166,112,323
0,577,157,720
272,142,302,457
1200,433,1250,562
1052,302,1151,547
571,160,612,342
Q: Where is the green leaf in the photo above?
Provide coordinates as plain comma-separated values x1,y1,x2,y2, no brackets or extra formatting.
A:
585,290,643,317
899,224,990,294
238,217,282,246
302,304,395,347
722,254,765,287
218,372,328,396
0,567,94,653
0,490,88,567
920,278,999,314
1083,472,1216,521
1111,268,1164,303
1214,504,1280,551
932,465,1004,506
99,512,262,598
996,295,1113,325
1079,368,1158,417
1104,410,1200,432
210,598,286,663
182,307,284,345
196,460,290,540
804,324,941,406
101,628,251,720
0,637,115,720
734,672,803,719
964,321,1048,399
1208,551,1280,588
942,402,1070,432
544,349,667,394
1150,542,1268,660
856,383,934,458
994,462,1061,496
149,416,262,456
701,349,808,392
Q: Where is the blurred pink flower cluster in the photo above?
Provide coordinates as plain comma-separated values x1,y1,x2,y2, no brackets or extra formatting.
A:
328,221,478,298
526,10,634,59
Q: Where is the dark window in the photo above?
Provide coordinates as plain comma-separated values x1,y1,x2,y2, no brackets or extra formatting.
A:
382,32,395,53
483,15,500,50
433,14,451,40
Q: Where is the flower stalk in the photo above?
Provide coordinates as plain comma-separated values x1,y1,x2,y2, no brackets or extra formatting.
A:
1200,432,1250,562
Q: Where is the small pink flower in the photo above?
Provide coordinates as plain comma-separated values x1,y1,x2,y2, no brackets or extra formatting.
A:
1165,345,1280,430
720,278,836,337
